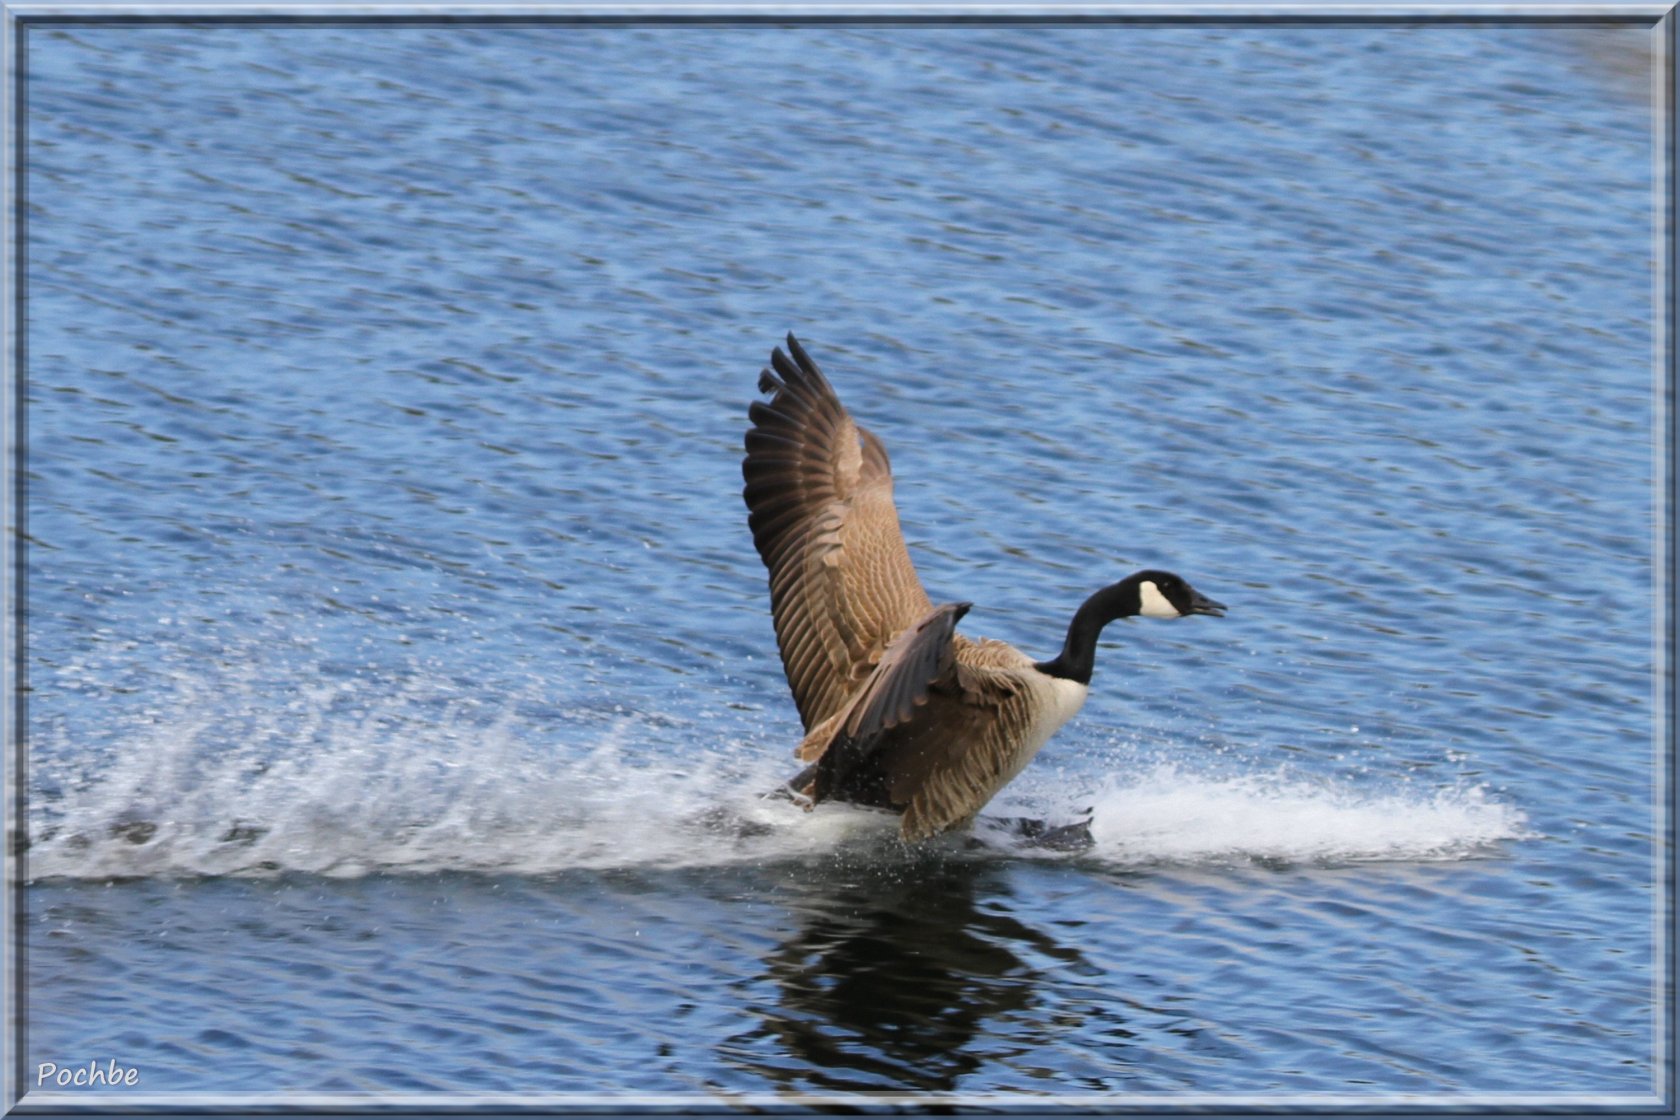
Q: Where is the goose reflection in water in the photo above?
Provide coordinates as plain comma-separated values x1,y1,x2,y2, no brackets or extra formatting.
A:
721,860,1102,1094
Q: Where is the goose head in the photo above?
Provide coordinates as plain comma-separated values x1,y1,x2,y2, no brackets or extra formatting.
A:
1033,570,1225,683
1130,570,1227,620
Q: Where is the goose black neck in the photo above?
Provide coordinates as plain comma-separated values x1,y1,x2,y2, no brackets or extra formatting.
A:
1032,578,1142,685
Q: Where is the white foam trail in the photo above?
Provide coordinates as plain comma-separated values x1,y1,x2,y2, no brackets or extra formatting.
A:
25,667,1531,879
24,664,912,880
981,762,1531,867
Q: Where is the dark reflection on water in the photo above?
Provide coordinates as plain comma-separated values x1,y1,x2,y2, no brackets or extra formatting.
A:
727,859,1095,1093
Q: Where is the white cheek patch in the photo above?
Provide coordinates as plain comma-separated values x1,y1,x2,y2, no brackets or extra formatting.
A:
1137,580,1181,618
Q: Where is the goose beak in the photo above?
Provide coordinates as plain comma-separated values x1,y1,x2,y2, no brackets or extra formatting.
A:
1187,590,1227,618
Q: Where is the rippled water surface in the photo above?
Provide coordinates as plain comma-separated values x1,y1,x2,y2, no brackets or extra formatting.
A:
21,20,1664,1107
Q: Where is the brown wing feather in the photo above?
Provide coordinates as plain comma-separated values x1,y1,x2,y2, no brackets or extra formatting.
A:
810,602,970,802
896,657,1038,841
900,675,1041,839
807,624,1046,841
841,601,970,740
742,333,935,732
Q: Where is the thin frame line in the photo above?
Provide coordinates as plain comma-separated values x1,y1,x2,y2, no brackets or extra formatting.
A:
5,5,1672,1114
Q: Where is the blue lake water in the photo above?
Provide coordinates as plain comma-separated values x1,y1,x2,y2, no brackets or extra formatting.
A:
19,18,1665,1108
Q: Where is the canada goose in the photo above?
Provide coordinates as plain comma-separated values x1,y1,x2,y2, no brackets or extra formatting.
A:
742,333,1226,842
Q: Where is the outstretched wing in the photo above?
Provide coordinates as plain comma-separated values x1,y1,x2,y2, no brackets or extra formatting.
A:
742,333,935,732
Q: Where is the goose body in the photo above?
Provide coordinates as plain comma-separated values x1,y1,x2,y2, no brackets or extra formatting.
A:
742,333,1225,841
